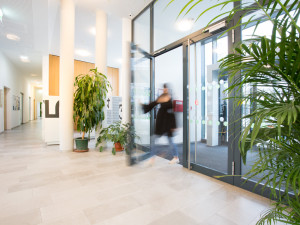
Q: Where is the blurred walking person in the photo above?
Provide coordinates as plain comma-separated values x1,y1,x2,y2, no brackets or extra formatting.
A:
142,83,178,165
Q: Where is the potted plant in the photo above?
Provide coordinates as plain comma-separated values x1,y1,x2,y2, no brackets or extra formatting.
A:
96,121,139,155
171,0,300,224
73,68,111,152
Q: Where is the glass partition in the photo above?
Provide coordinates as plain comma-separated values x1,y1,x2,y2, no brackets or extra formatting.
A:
154,47,183,163
189,35,229,174
241,21,273,181
133,8,150,53
154,0,233,51
131,50,151,151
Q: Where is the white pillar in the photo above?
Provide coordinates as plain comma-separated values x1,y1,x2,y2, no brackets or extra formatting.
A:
95,10,107,75
59,0,74,151
42,55,49,142
121,18,132,124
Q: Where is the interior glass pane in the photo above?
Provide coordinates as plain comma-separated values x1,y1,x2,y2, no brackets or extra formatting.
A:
241,21,273,181
154,47,184,163
133,9,150,53
154,0,233,51
189,35,229,174
131,51,151,150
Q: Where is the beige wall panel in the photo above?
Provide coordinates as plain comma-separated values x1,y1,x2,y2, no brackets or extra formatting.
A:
49,54,119,103
49,55,60,96
113,68,119,96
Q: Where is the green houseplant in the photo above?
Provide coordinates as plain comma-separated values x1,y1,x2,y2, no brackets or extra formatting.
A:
73,68,111,152
169,0,300,224
96,121,139,155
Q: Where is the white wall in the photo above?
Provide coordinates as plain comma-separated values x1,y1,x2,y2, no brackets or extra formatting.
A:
0,52,32,132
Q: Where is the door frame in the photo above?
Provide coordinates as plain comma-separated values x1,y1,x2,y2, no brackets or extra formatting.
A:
4,87,9,130
20,92,24,124
182,33,234,185
131,1,275,198
129,44,155,165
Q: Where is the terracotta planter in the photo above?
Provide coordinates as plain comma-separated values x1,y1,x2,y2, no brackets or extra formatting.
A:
114,142,124,152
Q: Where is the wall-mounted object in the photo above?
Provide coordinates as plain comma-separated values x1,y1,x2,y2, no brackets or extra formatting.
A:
44,100,59,118
173,100,183,112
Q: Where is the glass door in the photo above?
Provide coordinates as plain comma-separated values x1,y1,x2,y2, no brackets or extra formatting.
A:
129,44,153,165
154,46,184,163
186,34,234,183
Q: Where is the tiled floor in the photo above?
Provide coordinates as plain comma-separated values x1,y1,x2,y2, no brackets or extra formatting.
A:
0,120,280,225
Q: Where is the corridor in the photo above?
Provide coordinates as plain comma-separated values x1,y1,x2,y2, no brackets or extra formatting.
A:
0,120,276,225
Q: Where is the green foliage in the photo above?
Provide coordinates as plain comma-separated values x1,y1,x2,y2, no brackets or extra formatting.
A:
169,0,300,224
96,121,139,155
73,68,111,138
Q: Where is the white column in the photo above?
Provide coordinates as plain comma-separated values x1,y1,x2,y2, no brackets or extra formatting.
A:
121,18,132,124
95,10,107,75
59,0,74,151
42,55,49,142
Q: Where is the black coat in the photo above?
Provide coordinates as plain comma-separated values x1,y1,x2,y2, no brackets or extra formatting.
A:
143,99,176,137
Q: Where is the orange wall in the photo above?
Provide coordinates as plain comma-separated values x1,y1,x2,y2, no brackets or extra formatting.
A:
49,55,119,96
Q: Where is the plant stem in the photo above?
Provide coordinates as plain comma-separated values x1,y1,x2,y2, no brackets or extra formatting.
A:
82,132,85,140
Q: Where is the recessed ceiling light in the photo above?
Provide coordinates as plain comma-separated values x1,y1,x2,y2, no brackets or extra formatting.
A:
6,33,20,41
20,55,30,63
75,49,90,57
31,74,38,77
175,18,194,32
89,27,96,36
116,58,122,64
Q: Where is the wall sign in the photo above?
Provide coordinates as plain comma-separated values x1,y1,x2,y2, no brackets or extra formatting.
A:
44,100,59,118
106,96,122,126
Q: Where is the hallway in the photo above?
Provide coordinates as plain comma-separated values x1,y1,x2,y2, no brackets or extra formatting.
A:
0,120,277,225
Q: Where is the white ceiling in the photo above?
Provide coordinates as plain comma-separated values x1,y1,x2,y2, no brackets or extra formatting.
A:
0,0,153,82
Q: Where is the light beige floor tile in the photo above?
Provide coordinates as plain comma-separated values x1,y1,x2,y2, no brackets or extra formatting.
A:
180,193,230,223
0,191,45,219
218,196,269,225
40,211,90,225
96,205,163,225
198,214,238,225
148,210,199,225
84,195,141,224
0,209,42,225
41,196,99,223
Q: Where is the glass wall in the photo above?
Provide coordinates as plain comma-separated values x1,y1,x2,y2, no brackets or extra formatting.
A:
241,20,273,181
154,0,233,51
154,47,183,162
131,51,151,150
189,35,229,174
133,8,150,53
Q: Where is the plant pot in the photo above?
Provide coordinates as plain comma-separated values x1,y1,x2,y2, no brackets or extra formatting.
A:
114,142,124,152
74,138,89,152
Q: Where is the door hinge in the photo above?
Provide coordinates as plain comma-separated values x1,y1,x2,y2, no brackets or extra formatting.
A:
232,29,235,43
232,161,235,175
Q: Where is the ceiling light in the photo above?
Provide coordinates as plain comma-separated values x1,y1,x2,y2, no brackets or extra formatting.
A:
0,8,3,23
116,58,122,65
89,27,96,36
75,49,90,57
175,18,194,32
6,33,20,41
20,55,30,63
31,74,38,77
